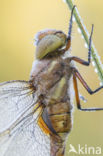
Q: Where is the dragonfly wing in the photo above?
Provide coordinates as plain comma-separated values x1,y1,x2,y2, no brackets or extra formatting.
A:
0,80,37,134
1,109,50,156
0,80,51,156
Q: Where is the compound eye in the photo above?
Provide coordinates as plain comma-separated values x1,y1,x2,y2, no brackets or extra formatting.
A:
35,34,66,59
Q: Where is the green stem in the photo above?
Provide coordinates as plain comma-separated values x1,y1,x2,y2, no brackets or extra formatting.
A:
66,0,103,84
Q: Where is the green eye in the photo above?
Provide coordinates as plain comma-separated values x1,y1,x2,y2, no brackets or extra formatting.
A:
35,34,66,59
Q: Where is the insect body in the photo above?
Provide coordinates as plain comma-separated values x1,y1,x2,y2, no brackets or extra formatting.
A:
30,45,74,155
0,6,103,156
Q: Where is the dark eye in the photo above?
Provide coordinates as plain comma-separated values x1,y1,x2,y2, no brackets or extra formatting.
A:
54,31,63,35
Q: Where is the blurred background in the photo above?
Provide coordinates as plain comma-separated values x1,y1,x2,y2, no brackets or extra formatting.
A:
0,0,103,155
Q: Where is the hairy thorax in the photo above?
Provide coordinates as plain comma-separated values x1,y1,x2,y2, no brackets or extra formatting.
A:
30,56,74,102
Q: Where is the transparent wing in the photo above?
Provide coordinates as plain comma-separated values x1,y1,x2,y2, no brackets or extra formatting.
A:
0,107,50,156
0,80,37,134
0,80,50,156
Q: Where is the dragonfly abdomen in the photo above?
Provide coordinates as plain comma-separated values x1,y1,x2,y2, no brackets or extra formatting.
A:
47,101,73,156
48,102,72,135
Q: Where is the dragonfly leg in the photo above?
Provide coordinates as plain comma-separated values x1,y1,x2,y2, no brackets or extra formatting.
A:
70,24,94,66
65,5,76,51
73,68,103,111
67,5,76,40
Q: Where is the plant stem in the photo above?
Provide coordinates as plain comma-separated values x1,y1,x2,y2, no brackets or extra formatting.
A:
66,0,103,84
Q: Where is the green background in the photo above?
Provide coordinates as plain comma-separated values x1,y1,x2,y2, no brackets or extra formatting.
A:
0,0,103,155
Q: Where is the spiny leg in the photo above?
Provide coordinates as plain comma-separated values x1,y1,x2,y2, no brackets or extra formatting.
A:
70,24,94,66
65,5,76,51
73,74,80,109
73,68,103,111
68,5,76,40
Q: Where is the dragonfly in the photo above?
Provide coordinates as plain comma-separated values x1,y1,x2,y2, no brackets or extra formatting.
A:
0,6,103,156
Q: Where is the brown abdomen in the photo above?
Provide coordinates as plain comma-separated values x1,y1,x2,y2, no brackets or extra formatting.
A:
47,100,73,156
46,75,73,156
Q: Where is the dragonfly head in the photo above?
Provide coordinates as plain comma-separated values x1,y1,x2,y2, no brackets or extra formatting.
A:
34,29,68,59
